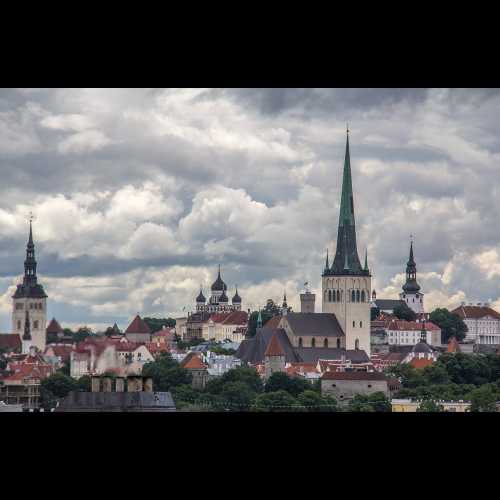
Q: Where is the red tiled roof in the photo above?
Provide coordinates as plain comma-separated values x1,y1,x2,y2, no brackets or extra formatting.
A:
2,362,54,382
222,310,248,325
180,352,207,370
263,315,282,330
385,319,440,331
321,371,388,381
264,332,285,357
46,318,64,334
286,363,317,376
0,334,21,351
125,315,151,334
44,344,74,361
410,358,434,369
451,305,500,320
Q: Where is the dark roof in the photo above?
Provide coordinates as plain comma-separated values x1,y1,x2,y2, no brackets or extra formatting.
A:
412,341,433,354
219,290,229,303
322,371,388,381
374,299,405,311
283,312,345,337
12,283,47,299
196,288,206,303
232,288,241,303
0,334,21,351
236,326,369,365
211,267,227,292
56,391,176,412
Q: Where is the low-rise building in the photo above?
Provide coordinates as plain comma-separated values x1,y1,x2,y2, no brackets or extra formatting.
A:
321,371,396,402
451,303,500,345
391,399,472,412
180,352,209,389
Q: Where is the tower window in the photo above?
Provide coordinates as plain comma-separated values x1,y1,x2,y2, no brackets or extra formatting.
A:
356,290,360,302
328,290,332,302
351,290,355,302
34,320,39,329
324,338,328,348
337,339,341,348
332,291,336,303
361,290,365,302
311,338,316,348
298,338,303,348
17,320,21,330
355,339,359,350
360,321,363,328
337,290,341,302
353,321,355,327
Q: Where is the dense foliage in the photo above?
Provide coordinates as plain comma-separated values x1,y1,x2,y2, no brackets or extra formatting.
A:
393,303,417,321
39,373,91,410
141,352,192,391
429,308,468,343
143,317,176,332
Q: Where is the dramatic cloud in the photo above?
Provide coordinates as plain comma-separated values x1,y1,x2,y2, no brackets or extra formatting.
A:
0,88,499,331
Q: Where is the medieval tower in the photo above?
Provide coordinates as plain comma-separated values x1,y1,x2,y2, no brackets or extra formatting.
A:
322,129,371,355
12,218,48,352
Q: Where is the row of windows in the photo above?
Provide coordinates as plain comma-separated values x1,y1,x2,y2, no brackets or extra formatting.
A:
324,290,368,303
17,319,40,330
297,337,341,348
15,302,43,310
352,321,363,328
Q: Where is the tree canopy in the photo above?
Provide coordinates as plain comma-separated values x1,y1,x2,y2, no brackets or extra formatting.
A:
143,317,176,332
429,308,468,343
142,352,192,391
393,303,417,321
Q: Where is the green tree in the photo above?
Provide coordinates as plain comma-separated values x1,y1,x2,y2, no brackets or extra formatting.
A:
469,384,497,412
142,352,192,391
347,392,391,412
417,400,444,412
73,326,94,343
265,372,310,398
393,303,417,321
76,375,91,392
253,390,301,412
220,381,256,410
220,366,263,393
429,308,468,343
297,390,338,412
371,307,380,321
143,317,176,332
171,384,203,408
41,372,78,398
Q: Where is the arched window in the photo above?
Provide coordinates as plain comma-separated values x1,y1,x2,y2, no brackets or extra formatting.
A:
360,321,363,328
328,290,332,302
356,290,360,302
332,291,336,303
351,290,355,302
324,338,328,348
337,290,341,302
361,290,365,302
353,321,355,327
355,339,359,350
311,338,316,348
298,337,303,347
337,338,341,348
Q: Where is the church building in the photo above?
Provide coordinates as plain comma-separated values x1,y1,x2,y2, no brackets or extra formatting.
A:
195,266,242,313
399,240,424,314
12,219,48,353
322,129,371,356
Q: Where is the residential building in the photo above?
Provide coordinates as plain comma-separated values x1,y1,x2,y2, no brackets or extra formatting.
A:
385,318,441,346
391,399,472,412
12,219,48,353
451,303,500,345
202,310,248,342
322,129,371,355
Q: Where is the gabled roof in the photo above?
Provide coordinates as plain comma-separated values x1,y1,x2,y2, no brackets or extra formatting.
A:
46,318,64,334
451,305,500,320
125,315,151,334
385,319,440,331
283,312,345,337
0,334,21,351
263,315,282,330
180,352,208,370
264,332,285,357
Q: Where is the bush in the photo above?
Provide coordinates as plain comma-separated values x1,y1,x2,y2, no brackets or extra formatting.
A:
265,372,311,398
253,390,302,412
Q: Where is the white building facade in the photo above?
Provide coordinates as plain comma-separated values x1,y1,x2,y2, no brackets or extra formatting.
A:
452,304,500,345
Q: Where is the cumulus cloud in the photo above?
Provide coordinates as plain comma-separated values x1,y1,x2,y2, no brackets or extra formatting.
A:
0,88,499,330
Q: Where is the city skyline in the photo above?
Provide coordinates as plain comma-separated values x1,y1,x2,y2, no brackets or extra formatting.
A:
0,88,499,331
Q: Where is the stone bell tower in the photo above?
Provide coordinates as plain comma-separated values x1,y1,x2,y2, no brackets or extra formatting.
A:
12,217,48,352
322,128,371,356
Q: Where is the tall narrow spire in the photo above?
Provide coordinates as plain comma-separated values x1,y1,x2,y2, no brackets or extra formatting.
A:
328,128,365,276
23,217,38,287
325,248,329,271
403,238,420,293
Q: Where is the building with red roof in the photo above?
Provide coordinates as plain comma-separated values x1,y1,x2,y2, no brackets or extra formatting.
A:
125,315,152,343
451,303,500,345
0,334,21,353
180,352,209,389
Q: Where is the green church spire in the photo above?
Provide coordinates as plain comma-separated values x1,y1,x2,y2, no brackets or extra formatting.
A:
339,127,355,229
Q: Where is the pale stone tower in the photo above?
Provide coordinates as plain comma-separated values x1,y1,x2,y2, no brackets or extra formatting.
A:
264,332,286,379
300,286,316,313
399,240,424,314
12,218,48,352
322,129,371,356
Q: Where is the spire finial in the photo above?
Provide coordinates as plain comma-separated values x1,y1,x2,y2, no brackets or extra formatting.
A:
346,122,349,135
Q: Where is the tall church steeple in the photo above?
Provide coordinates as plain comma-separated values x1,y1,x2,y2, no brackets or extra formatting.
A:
326,128,367,276
400,237,424,314
23,217,38,288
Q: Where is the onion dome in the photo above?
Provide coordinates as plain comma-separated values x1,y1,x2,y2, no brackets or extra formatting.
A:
219,290,229,303
196,286,206,303
232,286,241,304
211,264,227,292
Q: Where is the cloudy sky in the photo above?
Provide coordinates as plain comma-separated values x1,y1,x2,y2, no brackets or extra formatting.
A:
0,88,499,331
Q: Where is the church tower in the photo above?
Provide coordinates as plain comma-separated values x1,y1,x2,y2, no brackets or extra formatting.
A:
12,218,48,352
399,240,424,313
322,129,371,355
